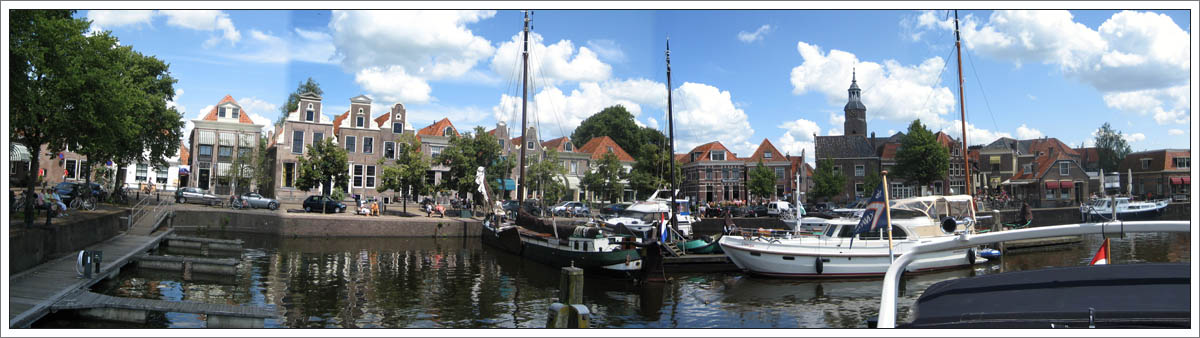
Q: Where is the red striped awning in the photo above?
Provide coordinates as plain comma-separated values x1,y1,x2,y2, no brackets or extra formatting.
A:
1170,177,1182,185
1059,181,1074,188
1045,181,1060,189
1185,177,1192,184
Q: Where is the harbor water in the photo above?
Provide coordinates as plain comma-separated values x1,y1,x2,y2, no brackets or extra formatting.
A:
34,231,1191,328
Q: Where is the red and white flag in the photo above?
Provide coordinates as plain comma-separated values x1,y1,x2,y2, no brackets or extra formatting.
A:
1090,239,1110,265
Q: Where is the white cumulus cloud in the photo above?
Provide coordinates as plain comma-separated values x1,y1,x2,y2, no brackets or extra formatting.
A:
354,66,434,105
159,10,241,47
1167,129,1184,136
229,28,337,64
941,120,1012,146
671,82,755,154
917,10,1190,125
738,24,774,43
777,118,821,163
237,97,279,135
790,41,956,129
492,79,666,139
86,10,155,33
1015,124,1044,139
1126,133,1146,143
491,31,612,86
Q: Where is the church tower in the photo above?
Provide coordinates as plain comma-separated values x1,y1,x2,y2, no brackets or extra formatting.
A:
844,69,867,137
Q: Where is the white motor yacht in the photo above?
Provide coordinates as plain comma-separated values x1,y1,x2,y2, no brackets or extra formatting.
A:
1080,196,1169,222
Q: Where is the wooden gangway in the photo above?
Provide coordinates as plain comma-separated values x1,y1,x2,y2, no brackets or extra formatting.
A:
9,229,174,328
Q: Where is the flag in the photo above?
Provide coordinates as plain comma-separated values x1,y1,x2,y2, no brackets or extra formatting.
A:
659,212,669,243
849,183,889,249
1090,239,1110,265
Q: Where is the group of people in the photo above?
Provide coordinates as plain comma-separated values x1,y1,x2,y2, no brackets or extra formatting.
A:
353,195,382,216
12,188,70,218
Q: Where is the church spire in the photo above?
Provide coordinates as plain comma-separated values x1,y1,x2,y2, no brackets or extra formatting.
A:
844,67,867,136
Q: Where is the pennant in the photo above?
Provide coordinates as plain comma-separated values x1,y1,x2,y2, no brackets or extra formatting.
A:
1090,239,1110,265
849,182,889,249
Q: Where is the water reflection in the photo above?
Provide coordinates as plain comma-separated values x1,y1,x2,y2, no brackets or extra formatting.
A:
37,231,1190,328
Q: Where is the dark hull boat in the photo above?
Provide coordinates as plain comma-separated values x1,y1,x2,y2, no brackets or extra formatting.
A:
481,216,524,255
513,209,643,273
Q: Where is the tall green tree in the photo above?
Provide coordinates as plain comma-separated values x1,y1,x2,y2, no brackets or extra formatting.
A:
11,10,182,226
628,143,682,198
582,152,626,203
295,137,349,197
747,161,776,202
526,149,568,204
1094,122,1132,172
812,159,847,202
894,119,950,194
862,171,882,195
488,155,517,199
222,147,256,196
436,126,503,205
570,105,667,159
253,136,273,194
378,134,430,215
279,77,323,124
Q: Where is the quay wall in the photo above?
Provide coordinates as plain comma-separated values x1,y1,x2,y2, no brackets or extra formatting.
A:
171,209,482,238
9,210,129,274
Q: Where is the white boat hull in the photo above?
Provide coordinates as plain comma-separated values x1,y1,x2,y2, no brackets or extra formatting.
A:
720,236,981,277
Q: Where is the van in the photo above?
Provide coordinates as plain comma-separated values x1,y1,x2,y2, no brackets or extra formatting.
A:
766,201,792,216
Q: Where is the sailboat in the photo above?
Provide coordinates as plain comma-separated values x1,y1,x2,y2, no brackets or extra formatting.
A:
481,11,643,273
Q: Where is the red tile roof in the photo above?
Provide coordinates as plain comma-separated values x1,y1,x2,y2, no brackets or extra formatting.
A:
201,95,257,124
332,110,349,136
1028,138,1079,157
542,137,571,152
1012,151,1074,181
578,136,634,162
680,141,738,164
373,112,390,130
934,131,956,149
880,143,901,161
744,139,789,163
417,118,458,137
675,153,688,163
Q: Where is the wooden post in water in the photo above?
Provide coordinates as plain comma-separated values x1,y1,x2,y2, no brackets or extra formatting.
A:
546,266,589,328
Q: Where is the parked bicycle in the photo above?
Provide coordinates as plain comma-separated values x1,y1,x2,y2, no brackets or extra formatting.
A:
70,185,97,211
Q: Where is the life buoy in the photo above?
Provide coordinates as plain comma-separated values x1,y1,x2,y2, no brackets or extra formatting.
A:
814,256,824,274
967,248,977,265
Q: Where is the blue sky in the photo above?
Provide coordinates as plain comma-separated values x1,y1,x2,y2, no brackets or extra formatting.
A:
76,8,1193,162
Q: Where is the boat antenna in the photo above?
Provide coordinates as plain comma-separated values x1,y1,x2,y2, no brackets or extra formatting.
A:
953,10,976,222
518,10,530,203
666,35,678,239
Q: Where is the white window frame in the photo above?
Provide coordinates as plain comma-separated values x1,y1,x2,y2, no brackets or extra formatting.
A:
1174,157,1190,169
710,151,726,161
393,122,403,133
854,183,865,198
136,163,148,182
356,116,365,128
775,167,785,180
1059,162,1069,176
1046,186,1056,200
313,132,323,146
384,141,395,159
855,165,865,177
1141,158,1151,169
443,127,453,136
231,107,240,119
764,151,772,159
430,146,444,158
353,164,364,188
345,136,356,153
366,165,376,188
292,131,304,154
218,107,227,118
306,103,315,122
363,137,374,154
570,161,578,174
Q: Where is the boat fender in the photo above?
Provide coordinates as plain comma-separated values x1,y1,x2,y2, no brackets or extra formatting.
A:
815,256,824,274
967,248,977,265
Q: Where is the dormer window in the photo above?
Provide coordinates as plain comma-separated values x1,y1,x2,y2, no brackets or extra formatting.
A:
565,143,572,151
443,127,453,137
764,151,773,159
218,107,227,118
306,103,315,122
607,146,614,153
231,107,239,119
710,150,726,161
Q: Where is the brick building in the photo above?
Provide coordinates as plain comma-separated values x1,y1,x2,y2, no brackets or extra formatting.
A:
265,92,336,202
1118,149,1190,200
186,95,264,195
680,141,745,204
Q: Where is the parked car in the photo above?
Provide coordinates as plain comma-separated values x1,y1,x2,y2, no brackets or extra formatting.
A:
552,201,590,217
501,200,520,215
746,204,768,217
520,199,549,216
303,195,346,213
239,192,279,210
766,201,792,216
175,187,220,205
600,203,631,217
54,182,107,205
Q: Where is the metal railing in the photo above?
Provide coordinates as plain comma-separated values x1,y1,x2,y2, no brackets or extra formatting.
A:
876,220,1191,328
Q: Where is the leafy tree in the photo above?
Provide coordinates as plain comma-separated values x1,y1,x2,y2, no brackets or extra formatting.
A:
894,119,950,194
628,143,681,198
570,105,668,159
862,171,882,196
526,149,568,204
748,161,776,202
488,155,517,199
221,147,257,196
582,152,626,203
1094,122,1132,172
10,10,182,226
279,77,323,125
295,137,349,197
436,126,503,206
378,134,430,215
253,136,273,194
812,159,846,202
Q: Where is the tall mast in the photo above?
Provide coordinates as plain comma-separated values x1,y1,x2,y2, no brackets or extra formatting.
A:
666,37,678,231
954,10,975,203
517,10,530,203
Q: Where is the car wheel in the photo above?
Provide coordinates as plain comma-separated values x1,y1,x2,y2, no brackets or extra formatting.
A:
269,202,278,210
337,207,345,213
304,206,312,212
180,197,187,204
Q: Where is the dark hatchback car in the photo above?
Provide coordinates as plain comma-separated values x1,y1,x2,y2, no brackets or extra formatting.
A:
746,204,769,217
303,195,346,213
55,182,107,205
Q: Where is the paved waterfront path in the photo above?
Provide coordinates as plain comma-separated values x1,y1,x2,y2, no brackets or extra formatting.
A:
8,228,175,328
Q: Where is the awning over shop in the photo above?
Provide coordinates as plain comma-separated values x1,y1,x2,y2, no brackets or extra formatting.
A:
565,176,581,188
1045,181,1060,189
495,179,516,191
1059,181,1074,188
1170,177,1190,185
10,143,31,162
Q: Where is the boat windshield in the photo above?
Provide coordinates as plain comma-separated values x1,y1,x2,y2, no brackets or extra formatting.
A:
618,210,660,223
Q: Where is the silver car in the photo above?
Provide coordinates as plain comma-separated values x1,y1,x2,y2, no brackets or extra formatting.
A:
175,187,220,206
239,192,279,210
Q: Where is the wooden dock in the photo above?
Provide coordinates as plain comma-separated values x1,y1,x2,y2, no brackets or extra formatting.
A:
1002,235,1083,252
165,235,244,251
662,254,738,273
52,290,272,328
9,229,175,328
